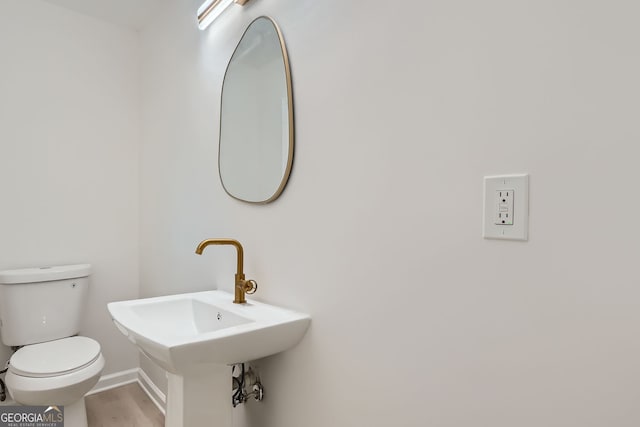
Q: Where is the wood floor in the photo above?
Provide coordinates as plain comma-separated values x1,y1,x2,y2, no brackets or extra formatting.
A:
86,383,164,427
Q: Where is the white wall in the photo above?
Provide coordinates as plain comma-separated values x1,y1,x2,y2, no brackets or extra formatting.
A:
138,0,640,426
0,0,140,375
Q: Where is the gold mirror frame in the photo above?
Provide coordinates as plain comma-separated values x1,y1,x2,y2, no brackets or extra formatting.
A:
218,16,294,204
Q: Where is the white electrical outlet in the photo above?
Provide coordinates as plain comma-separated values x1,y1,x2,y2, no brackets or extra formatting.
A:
495,189,514,225
483,174,529,241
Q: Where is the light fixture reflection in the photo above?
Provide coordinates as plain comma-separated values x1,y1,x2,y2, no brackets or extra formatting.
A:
198,0,250,30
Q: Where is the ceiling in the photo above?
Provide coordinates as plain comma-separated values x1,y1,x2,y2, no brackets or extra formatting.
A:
41,0,162,31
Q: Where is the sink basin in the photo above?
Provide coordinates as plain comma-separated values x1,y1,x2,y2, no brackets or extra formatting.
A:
107,290,311,373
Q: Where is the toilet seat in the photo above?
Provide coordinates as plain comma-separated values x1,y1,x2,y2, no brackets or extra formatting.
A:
6,352,105,406
6,336,105,406
10,336,101,378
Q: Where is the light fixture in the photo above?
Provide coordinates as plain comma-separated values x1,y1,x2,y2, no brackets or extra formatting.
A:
197,0,250,30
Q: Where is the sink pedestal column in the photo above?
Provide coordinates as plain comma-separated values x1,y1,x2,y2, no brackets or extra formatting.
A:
165,364,232,427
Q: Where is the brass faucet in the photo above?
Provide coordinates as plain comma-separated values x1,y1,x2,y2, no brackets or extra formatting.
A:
195,238,257,304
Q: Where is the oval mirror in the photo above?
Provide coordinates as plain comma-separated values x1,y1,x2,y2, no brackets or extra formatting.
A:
219,16,294,204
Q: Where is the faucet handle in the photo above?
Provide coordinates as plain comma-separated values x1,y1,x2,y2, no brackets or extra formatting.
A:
242,279,258,295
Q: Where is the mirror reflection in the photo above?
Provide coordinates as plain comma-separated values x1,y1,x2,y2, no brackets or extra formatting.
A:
219,16,294,204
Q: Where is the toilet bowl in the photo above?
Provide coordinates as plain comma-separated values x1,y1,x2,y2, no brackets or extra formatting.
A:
0,265,105,427
5,336,105,427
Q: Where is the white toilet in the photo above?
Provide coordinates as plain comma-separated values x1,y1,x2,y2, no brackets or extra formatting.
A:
0,264,105,427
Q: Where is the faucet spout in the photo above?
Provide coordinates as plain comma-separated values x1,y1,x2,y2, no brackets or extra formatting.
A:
195,238,244,275
195,238,257,304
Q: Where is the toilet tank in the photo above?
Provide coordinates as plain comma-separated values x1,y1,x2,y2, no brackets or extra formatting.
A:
0,264,91,346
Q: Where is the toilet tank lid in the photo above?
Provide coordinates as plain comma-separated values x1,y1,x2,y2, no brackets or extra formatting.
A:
0,264,91,284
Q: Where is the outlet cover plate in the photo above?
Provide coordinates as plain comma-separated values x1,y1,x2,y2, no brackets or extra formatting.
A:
483,174,529,241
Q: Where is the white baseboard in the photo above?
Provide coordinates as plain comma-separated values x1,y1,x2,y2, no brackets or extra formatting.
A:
1,367,167,415
138,367,166,415
88,367,166,415
88,368,138,395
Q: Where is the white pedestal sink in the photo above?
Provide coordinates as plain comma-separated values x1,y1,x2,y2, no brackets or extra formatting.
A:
107,291,310,427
